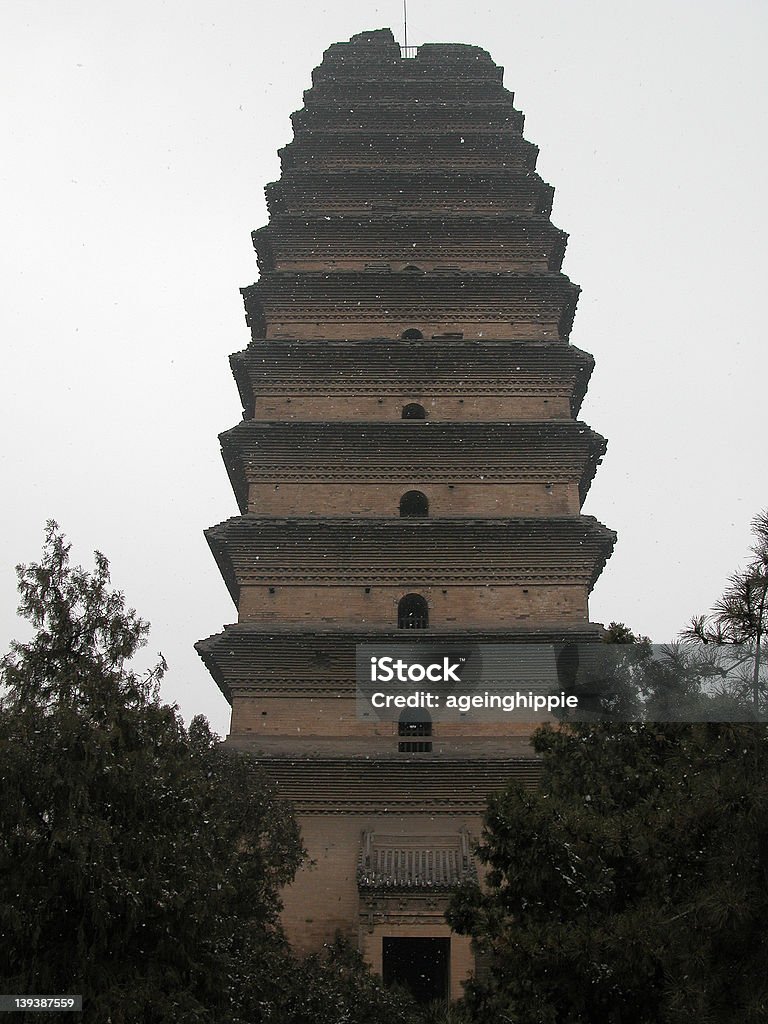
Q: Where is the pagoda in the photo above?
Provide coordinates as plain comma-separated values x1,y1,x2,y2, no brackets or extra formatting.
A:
197,28,615,1002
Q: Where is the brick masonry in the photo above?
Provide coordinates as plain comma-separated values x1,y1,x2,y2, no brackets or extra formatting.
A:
197,27,615,1001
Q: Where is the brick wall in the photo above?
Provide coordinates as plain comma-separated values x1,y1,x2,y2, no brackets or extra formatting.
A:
238,583,590,626
282,806,483,991
268,320,565,341
248,481,579,517
230,695,543,739
252,395,572,421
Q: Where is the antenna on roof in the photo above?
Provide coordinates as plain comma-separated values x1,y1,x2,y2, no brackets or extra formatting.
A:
403,0,408,50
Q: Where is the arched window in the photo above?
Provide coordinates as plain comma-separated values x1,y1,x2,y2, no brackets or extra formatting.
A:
401,403,426,420
400,490,429,518
398,593,428,629
398,708,433,752
401,328,424,341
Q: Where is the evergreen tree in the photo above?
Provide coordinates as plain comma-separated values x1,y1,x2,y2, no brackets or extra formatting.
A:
0,524,302,1022
258,935,423,1024
448,609,768,1024
448,718,768,1023
0,523,425,1024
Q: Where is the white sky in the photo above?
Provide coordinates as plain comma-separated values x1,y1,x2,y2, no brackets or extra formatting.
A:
2,0,766,736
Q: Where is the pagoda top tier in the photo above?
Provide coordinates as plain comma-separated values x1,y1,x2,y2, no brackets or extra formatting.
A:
281,31,523,174
246,26,576,348
311,29,503,83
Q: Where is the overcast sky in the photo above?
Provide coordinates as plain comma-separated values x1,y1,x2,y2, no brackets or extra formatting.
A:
2,0,766,736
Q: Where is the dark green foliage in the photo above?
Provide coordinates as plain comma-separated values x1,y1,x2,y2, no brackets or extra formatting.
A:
448,719,768,1023
256,935,422,1024
603,622,649,645
416,1000,471,1024
0,527,311,1021
0,523,431,1024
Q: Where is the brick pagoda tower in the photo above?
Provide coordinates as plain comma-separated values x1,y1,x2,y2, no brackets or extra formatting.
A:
197,29,615,1001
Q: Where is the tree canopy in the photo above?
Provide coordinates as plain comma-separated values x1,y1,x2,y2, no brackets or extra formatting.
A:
0,523,306,1021
0,523,421,1024
447,523,768,1021
449,707,768,1021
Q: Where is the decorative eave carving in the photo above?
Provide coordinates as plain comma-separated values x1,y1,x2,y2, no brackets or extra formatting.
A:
229,339,593,418
265,171,553,217
242,271,580,340
297,96,518,119
279,133,534,168
303,80,512,105
282,151,536,174
205,515,616,602
290,108,525,132
218,420,606,513
243,757,540,814
196,623,607,703
252,214,565,272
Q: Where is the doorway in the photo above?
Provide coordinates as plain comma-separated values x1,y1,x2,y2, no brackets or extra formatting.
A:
382,936,450,1003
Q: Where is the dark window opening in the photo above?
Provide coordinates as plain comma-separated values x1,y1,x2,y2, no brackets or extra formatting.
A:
400,490,429,518
383,937,450,1003
398,712,431,737
398,594,428,630
402,403,426,420
401,328,424,340
398,709,432,752
398,740,433,753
